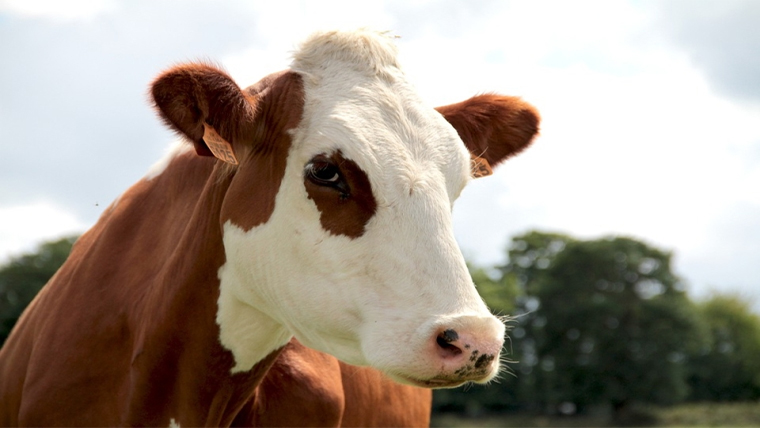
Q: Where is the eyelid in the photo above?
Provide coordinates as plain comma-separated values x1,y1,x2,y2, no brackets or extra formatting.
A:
309,161,340,182
305,158,350,194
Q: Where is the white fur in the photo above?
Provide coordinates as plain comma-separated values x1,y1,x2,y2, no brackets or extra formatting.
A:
216,29,503,384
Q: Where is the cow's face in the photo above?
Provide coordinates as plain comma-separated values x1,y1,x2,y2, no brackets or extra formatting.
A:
151,30,539,388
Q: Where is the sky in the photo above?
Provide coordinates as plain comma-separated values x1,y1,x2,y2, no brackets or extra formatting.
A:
1,0,758,307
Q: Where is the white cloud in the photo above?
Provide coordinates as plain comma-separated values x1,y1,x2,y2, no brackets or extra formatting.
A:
0,0,118,21
415,0,760,303
1,0,758,306
220,1,398,85
0,202,87,262
498,59,759,246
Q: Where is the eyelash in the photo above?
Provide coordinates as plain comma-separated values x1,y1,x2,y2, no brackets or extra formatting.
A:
305,157,350,197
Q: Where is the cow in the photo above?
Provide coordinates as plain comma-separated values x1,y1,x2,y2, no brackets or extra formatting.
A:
0,29,539,426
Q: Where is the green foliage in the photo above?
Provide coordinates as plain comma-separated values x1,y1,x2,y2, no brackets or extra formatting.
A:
0,235,77,345
687,294,760,401
502,230,573,295
471,264,520,316
508,233,705,417
434,230,753,422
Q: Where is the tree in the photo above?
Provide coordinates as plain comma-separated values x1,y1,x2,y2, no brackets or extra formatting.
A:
471,264,520,316
687,294,760,401
506,232,704,422
0,235,78,345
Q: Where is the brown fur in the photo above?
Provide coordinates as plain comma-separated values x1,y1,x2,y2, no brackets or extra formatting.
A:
235,340,345,427
0,151,274,425
152,62,256,157
233,339,432,427
220,71,305,231
436,94,540,167
339,363,432,427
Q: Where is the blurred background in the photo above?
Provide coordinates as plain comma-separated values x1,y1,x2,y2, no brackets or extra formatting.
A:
1,0,759,426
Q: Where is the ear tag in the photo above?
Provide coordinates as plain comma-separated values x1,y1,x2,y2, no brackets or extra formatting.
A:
202,123,239,165
471,155,493,178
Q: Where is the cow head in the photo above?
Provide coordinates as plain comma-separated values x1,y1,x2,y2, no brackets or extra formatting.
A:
151,30,539,388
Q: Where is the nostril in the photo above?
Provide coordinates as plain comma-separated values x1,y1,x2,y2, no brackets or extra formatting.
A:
439,329,459,343
436,336,462,357
436,329,462,357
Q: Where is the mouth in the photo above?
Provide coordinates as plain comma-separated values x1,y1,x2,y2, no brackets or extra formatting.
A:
391,373,468,389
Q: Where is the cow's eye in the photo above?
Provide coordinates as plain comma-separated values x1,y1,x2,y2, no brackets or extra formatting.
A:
305,159,341,186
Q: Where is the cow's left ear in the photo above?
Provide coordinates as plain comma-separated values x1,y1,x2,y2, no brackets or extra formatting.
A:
436,94,540,170
151,62,257,164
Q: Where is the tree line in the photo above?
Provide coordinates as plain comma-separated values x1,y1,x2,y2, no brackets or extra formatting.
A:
435,231,760,423
1,232,759,423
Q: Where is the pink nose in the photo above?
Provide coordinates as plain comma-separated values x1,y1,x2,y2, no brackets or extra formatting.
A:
434,327,503,382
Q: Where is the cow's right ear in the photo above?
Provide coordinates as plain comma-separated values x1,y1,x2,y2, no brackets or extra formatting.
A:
151,62,257,163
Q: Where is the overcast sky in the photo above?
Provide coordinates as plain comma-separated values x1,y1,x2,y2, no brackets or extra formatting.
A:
1,0,758,307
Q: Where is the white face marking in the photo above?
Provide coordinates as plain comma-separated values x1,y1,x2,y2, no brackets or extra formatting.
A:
169,418,180,428
216,29,504,385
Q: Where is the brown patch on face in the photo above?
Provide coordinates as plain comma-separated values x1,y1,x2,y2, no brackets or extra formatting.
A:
220,71,306,230
304,151,377,238
151,65,307,231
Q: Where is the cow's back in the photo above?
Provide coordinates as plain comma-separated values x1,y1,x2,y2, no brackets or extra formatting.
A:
0,214,139,425
0,151,222,425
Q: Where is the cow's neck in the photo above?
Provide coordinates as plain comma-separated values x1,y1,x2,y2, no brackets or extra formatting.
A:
109,151,286,426
216,277,293,373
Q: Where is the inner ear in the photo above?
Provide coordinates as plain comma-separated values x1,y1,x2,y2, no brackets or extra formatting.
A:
150,62,257,157
436,94,540,167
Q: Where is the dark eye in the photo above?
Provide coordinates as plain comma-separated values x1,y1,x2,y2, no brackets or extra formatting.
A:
305,159,341,186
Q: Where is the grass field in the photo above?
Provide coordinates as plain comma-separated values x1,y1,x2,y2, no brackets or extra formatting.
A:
653,402,760,427
431,401,760,427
